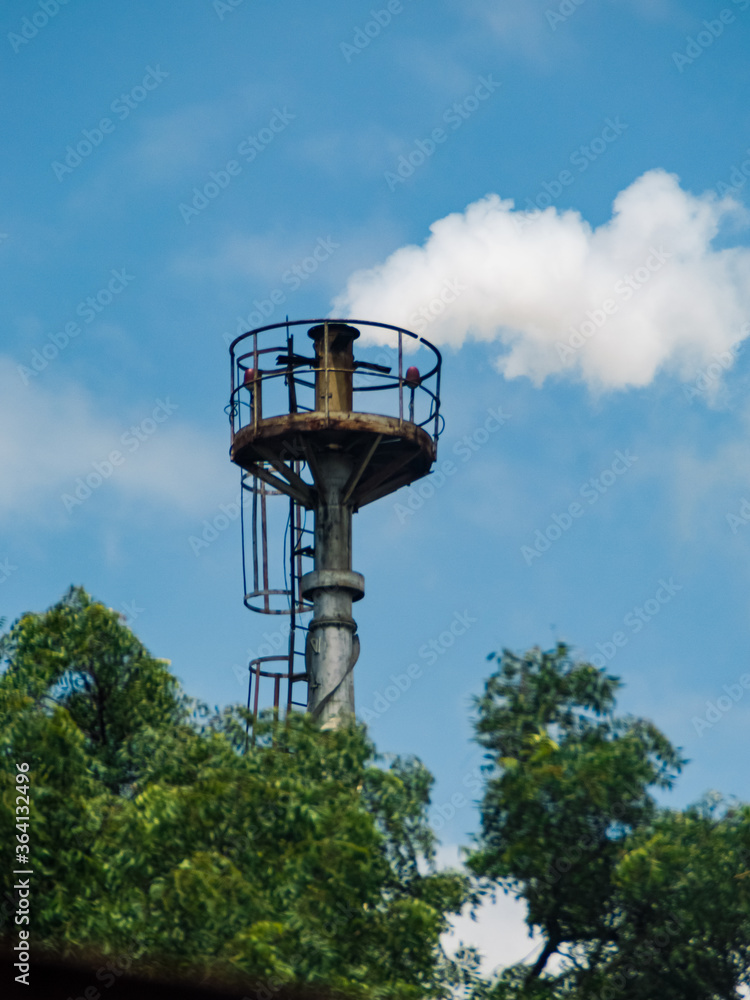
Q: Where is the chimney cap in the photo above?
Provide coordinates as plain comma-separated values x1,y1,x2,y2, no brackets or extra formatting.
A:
307,323,360,349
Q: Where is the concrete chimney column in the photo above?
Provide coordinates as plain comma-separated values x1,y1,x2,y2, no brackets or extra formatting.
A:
301,449,364,728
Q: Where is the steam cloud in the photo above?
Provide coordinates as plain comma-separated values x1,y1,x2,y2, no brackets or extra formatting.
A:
332,170,750,389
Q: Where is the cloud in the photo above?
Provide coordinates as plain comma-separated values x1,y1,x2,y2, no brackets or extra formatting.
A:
0,359,230,523
459,0,677,64
436,844,542,975
443,892,543,976
332,170,750,391
295,124,403,181
464,0,557,60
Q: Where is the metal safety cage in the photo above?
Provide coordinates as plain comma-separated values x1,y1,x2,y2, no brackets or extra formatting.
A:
228,318,442,466
240,471,313,725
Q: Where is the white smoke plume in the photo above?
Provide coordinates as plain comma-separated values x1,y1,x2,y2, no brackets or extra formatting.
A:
332,170,750,389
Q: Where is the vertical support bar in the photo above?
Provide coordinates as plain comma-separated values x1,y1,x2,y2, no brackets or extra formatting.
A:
253,662,261,717
254,378,263,430
434,357,442,446
251,478,259,592
287,332,298,414
293,482,303,607
245,666,253,753
231,347,237,437
253,331,259,433
287,625,296,712
324,321,330,421
288,492,297,711
398,329,403,425
241,474,249,603
260,481,270,612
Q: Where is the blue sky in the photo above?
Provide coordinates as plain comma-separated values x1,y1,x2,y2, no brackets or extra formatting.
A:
4,0,750,973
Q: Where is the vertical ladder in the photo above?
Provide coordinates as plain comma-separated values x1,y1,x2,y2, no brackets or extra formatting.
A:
242,326,314,732
243,475,313,720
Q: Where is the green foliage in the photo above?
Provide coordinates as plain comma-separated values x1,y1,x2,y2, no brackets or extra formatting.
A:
467,644,750,999
6,594,749,999
0,588,469,999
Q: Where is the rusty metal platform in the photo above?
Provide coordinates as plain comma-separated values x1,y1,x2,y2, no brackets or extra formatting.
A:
231,410,435,510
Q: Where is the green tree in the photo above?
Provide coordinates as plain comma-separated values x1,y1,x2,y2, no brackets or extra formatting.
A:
0,587,471,999
467,643,750,999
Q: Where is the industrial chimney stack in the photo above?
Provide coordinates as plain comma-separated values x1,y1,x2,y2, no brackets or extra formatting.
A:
227,319,442,729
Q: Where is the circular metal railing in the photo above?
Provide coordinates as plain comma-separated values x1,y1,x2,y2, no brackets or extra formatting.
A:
227,318,442,445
